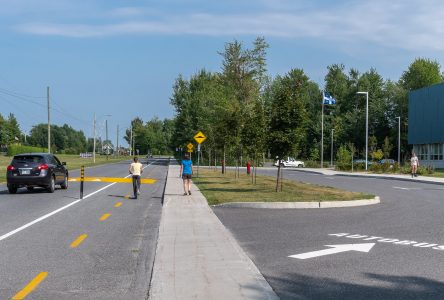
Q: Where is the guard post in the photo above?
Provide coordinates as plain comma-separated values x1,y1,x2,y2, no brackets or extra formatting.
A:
80,165,84,199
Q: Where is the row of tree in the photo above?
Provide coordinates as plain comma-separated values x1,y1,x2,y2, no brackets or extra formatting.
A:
0,113,21,151
169,37,444,167
2,37,443,162
124,117,174,156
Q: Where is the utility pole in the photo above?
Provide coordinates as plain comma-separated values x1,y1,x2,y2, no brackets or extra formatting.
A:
116,124,119,157
93,113,96,163
47,86,50,153
331,129,334,166
133,132,136,156
130,125,133,156
105,119,109,160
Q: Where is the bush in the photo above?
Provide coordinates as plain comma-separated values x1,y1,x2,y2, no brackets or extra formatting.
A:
304,160,320,168
370,161,394,173
7,144,47,156
400,164,434,175
335,145,352,171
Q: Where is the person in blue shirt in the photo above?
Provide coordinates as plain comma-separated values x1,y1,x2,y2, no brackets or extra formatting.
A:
180,153,193,195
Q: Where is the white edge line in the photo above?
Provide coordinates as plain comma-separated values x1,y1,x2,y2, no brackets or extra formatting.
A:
0,160,157,242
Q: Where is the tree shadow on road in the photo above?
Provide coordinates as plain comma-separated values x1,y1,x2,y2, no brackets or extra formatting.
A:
267,272,444,300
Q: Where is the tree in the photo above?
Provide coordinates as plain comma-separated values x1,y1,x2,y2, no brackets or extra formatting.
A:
28,123,87,154
382,136,393,159
400,58,443,91
267,69,311,190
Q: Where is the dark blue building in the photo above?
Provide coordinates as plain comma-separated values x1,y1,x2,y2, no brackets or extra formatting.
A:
409,82,444,167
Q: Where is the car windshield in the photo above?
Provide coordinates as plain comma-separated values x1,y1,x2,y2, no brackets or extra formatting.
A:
13,155,44,164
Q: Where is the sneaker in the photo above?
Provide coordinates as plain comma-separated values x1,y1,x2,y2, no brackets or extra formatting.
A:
188,191,191,195
137,190,140,195
184,192,188,196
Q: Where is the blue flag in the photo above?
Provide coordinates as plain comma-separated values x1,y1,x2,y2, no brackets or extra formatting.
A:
323,92,337,105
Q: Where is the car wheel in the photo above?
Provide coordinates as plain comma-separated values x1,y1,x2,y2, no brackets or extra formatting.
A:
298,164,303,168
61,174,68,189
27,186,34,192
8,185,17,194
47,176,55,193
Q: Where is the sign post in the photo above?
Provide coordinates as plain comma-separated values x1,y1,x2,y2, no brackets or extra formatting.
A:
187,143,194,153
193,131,207,178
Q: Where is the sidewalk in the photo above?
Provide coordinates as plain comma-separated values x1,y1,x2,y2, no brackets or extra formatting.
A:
149,165,279,300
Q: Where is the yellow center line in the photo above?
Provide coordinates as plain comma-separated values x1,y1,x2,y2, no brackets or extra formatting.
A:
100,213,111,221
68,177,156,184
12,272,48,300
115,202,123,207
70,234,88,248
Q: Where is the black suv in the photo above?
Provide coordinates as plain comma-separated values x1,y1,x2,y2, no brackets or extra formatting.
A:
6,153,69,194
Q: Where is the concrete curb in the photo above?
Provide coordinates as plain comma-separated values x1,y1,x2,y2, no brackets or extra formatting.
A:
281,168,444,186
213,196,380,209
334,173,444,186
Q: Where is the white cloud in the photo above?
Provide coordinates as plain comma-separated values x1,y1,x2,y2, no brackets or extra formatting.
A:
11,0,444,51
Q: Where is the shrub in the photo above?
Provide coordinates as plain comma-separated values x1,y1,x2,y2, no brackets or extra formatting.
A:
335,145,352,171
305,160,320,168
400,164,434,175
7,144,47,156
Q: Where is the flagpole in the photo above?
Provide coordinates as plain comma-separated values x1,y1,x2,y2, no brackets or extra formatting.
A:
321,91,324,168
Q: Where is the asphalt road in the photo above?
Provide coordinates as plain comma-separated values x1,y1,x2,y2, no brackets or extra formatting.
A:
214,168,444,300
0,158,168,299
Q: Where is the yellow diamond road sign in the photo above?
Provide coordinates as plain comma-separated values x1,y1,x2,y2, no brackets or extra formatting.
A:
194,131,207,144
187,143,194,152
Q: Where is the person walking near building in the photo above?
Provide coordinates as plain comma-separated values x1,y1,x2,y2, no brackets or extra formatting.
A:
129,157,143,199
411,152,419,178
180,153,193,195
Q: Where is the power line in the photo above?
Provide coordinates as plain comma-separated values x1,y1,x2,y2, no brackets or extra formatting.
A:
0,87,46,99
0,89,46,108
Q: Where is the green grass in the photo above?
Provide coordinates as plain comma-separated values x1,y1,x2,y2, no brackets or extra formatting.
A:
424,169,444,178
0,154,133,183
194,168,374,205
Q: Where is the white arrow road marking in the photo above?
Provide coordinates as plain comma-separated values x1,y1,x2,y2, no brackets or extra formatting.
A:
289,243,375,260
393,186,421,190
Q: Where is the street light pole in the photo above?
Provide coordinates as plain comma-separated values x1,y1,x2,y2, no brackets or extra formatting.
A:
398,117,401,166
321,97,324,168
357,92,369,170
331,129,334,166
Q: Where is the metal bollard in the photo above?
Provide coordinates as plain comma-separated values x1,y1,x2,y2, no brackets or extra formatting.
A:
80,166,84,199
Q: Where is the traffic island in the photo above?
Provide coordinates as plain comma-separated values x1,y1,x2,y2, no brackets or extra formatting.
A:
193,168,377,208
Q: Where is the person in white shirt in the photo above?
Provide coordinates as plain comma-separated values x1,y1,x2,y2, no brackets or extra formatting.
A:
410,152,419,178
129,157,143,198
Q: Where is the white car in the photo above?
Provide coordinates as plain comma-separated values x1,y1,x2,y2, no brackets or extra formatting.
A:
274,157,305,168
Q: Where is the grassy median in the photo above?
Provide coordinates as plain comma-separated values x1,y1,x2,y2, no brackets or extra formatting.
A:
0,154,132,183
194,168,374,205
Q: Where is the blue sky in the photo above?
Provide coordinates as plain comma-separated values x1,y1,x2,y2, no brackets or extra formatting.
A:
1,0,444,147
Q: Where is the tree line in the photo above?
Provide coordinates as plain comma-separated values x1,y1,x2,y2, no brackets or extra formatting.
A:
2,37,443,161
168,37,443,168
